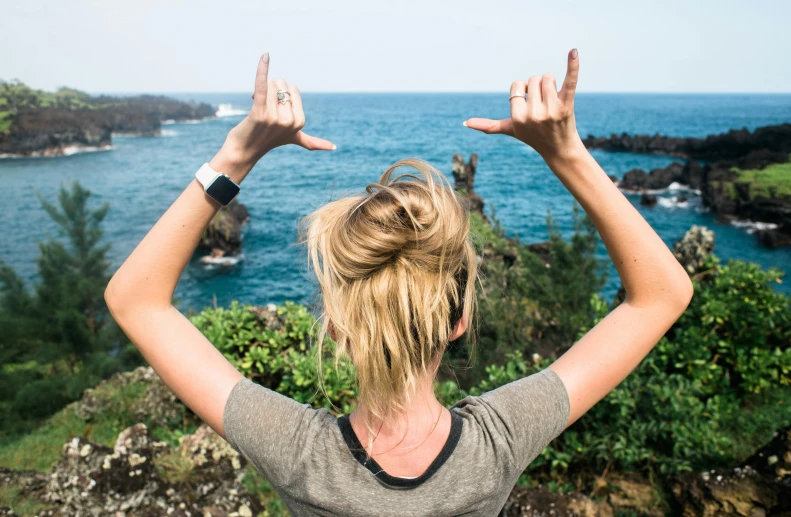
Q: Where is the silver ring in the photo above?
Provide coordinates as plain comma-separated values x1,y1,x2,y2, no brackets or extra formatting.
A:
509,94,525,101
277,89,291,101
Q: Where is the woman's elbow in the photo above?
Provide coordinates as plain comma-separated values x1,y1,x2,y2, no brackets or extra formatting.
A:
104,276,124,317
668,272,694,318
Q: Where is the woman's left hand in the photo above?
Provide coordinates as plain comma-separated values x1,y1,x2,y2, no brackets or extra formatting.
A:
213,53,335,176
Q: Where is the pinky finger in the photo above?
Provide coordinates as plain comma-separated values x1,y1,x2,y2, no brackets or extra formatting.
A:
293,131,336,151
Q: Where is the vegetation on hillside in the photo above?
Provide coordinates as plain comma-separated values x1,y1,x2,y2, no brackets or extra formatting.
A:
0,181,789,515
729,155,791,199
0,182,143,438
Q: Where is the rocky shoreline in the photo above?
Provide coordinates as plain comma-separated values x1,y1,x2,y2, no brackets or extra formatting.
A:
584,123,791,248
0,82,215,157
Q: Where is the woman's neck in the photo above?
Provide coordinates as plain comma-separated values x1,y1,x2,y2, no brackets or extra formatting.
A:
349,375,447,456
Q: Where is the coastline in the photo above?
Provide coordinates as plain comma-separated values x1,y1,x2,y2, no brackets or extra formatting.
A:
585,123,791,248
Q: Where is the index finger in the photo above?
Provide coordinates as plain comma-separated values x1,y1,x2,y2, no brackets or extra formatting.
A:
559,48,579,105
252,53,270,109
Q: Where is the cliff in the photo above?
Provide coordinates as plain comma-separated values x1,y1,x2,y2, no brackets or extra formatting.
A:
0,81,215,157
584,123,791,248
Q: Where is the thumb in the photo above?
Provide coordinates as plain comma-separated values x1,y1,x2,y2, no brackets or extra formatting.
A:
463,118,514,136
293,131,336,151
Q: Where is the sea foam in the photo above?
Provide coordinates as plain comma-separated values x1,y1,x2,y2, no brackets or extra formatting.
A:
215,104,248,118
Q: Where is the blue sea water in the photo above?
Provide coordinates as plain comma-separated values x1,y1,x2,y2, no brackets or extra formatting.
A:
1,93,790,312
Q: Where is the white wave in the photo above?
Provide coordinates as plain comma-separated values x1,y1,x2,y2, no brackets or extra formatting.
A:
162,118,205,125
160,129,178,137
635,183,702,195
0,145,112,159
657,197,690,209
215,103,248,117
730,219,779,234
200,254,244,267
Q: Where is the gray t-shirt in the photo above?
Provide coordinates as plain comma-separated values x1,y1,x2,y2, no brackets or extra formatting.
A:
223,368,570,517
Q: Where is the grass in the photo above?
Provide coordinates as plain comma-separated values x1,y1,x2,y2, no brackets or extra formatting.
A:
0,379,195,472
730,156,791,199
0,485,50,516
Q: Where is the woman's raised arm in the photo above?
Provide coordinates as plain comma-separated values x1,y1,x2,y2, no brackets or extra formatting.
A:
464,49,693,428
104,54,334,436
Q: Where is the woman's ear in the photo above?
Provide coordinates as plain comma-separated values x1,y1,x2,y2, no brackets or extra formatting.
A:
449,314,467,342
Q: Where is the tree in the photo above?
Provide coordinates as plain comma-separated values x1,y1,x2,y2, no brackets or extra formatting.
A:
0,182,139,435
33,182,113,365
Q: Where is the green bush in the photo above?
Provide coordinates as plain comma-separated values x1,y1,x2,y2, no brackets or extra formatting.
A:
491,257,791,488
465,207,605,383
190,301,358,415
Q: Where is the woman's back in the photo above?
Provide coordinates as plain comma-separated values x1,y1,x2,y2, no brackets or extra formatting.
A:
223,370,569,516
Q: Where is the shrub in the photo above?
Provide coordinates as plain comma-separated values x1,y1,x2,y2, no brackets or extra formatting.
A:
462,206,605,384
495,256,791,488
190,301,358,414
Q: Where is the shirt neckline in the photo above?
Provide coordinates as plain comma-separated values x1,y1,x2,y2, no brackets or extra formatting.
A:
337,409,463,488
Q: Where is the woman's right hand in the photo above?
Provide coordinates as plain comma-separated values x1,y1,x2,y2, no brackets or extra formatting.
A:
211,53,335,178
464,49,584,164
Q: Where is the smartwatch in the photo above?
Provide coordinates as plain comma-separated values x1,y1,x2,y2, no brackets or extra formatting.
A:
195,163,240,206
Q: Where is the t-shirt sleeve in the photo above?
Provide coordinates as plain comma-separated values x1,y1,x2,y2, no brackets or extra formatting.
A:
222,377,320,487
478,368,570,471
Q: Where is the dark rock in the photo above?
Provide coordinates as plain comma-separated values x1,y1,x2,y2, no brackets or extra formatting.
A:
605,474,664,517
619,162,688,192
198,199,250,258
588,122,791,248
673,225,715,276
672,426,791,517
758,228,791,248
607,175,618,183
0,94,215,156
583,123,791,161
452,153,487,221
640,193,658,206
502,486,614,516
677,195,689,203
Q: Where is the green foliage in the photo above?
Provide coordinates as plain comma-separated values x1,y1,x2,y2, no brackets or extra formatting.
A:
730,156,791,199
0,182,141,438
501,257,791,486
190,301,358,414
0,79,94,113
0,484,50,516
670,259,790,395
465,206,605,382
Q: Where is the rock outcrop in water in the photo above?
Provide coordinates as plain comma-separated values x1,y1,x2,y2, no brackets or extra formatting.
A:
583,123,791,161
0,81,215,157
197,199,250,263
585,123,791,248
452,153,487,221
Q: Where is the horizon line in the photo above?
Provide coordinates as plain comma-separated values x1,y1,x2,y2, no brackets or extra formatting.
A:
91,90,791,96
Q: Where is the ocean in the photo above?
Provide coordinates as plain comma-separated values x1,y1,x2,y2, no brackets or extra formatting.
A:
1,93,790,311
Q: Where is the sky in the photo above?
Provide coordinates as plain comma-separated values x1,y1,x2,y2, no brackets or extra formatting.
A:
2,0,790,94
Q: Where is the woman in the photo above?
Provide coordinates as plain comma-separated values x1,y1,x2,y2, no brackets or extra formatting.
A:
105,50,693,516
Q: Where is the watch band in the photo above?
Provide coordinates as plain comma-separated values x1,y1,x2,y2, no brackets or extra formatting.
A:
195,163,220,188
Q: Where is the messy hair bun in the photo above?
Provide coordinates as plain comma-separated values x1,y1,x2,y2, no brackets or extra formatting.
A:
299,158,478,445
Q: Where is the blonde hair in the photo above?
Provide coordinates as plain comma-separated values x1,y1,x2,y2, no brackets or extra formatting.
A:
299,158,478,451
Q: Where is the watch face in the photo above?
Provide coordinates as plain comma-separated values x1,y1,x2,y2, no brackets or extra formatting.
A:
206,175,240,205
